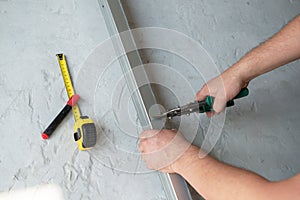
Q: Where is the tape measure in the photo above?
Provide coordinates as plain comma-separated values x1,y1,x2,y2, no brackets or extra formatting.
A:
56,54,97,150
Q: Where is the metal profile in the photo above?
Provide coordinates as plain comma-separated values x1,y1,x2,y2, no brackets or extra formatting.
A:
98,0,192,199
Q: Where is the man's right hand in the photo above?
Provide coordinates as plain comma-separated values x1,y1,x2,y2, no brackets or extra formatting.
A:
197,14,300,116
195,67,249,116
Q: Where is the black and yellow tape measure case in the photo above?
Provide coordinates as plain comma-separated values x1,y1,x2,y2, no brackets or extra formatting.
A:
56,54,97,150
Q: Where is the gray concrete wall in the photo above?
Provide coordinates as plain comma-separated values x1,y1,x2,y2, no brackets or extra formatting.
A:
0,0,300,200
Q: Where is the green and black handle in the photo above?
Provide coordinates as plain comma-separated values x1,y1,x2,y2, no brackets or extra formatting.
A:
152,88,249,119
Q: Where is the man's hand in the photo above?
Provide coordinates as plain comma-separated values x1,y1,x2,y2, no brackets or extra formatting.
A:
196,68,248,115
139,129,198,173
196,14,300,116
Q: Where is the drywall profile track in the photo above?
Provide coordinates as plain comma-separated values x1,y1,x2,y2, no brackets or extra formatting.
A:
98,0,192,199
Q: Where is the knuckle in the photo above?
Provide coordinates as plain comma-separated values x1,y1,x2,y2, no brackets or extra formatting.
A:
138,143,143,150
147,164,154,170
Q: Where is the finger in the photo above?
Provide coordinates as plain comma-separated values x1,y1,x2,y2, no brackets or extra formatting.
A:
243,81,249,88
206,111,214,118
140,154,146,162
140,130,159,139
146,163,155,170
212,96,227,114
195,85,209,101
139,149,145,154
138,136,147,149
138,141,144,152
171,129,184,138
171,129,177,133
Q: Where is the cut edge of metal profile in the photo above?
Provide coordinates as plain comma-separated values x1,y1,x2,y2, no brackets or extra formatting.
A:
98,0,192,199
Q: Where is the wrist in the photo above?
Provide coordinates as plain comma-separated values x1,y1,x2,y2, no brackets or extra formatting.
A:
226,63,251,86
172,145,200,174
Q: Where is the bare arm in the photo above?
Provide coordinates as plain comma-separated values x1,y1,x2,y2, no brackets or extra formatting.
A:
235,14,300,82
196,14,300,114
139,130,300,200
175,144,300,200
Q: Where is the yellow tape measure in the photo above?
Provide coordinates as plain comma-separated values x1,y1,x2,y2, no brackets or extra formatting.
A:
56,54,97,150
57,54,81,121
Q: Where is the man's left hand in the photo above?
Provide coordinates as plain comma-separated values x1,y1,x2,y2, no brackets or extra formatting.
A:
139,129,194,173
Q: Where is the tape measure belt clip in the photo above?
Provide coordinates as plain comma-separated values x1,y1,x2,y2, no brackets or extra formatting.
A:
81,123,97,148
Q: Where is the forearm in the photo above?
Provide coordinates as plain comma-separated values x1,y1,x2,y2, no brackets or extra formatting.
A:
228,14,300,83
174,146,271,200
139,130,300,199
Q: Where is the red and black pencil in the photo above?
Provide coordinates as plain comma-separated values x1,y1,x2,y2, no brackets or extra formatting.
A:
41,94,80,139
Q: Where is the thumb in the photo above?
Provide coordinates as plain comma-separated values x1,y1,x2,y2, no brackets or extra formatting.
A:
195,86,209,101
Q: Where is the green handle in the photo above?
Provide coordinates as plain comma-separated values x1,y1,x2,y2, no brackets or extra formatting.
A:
204,87,249,112
232,87,249,99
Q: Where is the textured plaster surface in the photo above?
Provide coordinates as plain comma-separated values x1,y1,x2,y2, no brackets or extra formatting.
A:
0,0,165,199
1,0,300,200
